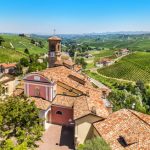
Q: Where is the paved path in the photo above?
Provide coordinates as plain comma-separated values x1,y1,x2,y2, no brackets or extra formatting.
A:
36,124,74,150
90,77,109,89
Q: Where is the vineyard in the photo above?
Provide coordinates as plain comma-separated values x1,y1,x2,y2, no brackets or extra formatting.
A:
0,48,25,63
97,52,150,83
0,34,48,54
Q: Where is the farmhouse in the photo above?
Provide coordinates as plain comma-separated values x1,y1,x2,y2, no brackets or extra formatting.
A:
115,48,130,56
96,58,114,68
23,36,111,145
0,74,16,98
0,63,16,74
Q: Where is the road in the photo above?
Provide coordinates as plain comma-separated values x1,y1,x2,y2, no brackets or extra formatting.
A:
89,77,109,89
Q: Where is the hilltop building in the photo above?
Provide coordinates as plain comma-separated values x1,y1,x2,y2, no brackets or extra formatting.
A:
22,36,111,145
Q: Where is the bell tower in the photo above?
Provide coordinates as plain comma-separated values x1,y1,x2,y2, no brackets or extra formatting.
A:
48,36,62,68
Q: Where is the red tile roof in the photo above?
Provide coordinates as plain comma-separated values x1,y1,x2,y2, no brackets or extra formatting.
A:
1,63,16,68
28,97,51,110
48,36,61,41
63,60,75,66
52,95,76,108
73,65,82,72
93,109,150,150
24,66,110,119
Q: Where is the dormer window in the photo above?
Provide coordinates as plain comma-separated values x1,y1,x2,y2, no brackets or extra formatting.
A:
117,136,128,147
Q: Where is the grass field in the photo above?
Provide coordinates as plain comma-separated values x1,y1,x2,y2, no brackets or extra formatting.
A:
0,48,25,63
97,52,150,82
85,50,115,69
1,34,48,54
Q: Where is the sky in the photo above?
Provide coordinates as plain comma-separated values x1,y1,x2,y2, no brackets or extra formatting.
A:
0,0,150,34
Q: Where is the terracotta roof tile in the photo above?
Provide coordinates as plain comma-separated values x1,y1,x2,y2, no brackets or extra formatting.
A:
39,66,88,93
1,63,16,68
73,96,91,119
93,109,150,150
73,65,82,72
28,97,51,110
48,36,61,41
74,90,109,120
13,88,24,96
24,66,110,119
63,60,75,66
52,95,76,107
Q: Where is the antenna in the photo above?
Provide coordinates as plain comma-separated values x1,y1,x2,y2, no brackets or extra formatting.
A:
53,29,56,36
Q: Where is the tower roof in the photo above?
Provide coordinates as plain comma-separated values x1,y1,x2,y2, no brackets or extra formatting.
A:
48,36,61,41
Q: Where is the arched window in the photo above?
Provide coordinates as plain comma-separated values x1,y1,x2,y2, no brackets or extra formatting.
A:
56,111,63,115
57,44,60,50
51,45,55,51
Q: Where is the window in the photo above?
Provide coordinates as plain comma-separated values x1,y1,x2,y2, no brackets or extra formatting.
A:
51,45,55,51
34,76,40,81
50,52,55,57
56,111,63,115
5,87,8,94
35,87,40,97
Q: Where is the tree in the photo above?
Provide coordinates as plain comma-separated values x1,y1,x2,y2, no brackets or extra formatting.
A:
0,36,4,46
38,41,44,48
0,96,43,149
28,62,47,72
20,58,29,67
77,137,111,150
29,54,39,63
136,80,145,92
75,58,87,69
24,48,29,55
30,39,35,44
69,49,75,57
14,63,23,76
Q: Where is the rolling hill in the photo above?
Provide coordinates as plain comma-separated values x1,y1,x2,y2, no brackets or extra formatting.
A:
0,34,48,63
1,34,48,54
97,52,150,83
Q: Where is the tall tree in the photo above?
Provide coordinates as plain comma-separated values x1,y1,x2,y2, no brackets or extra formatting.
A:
0,96,44,149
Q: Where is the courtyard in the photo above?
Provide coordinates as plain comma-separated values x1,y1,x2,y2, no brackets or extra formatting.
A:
36,124,75,150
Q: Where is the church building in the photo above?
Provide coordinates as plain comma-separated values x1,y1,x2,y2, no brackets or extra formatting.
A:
23,35,112,145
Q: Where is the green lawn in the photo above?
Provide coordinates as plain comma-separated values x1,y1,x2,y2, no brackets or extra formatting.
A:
98,52,150,83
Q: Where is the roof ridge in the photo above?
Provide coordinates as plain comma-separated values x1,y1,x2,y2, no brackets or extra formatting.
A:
127,109,150,128
85,96,92,113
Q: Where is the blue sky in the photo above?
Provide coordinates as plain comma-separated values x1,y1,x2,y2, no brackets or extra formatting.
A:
0,0,150,34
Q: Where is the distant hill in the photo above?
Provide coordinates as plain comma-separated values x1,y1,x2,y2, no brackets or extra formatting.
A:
97,52,150,83
0,34,48,63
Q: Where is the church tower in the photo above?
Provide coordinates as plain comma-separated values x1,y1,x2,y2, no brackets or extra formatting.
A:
48,36,62,68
